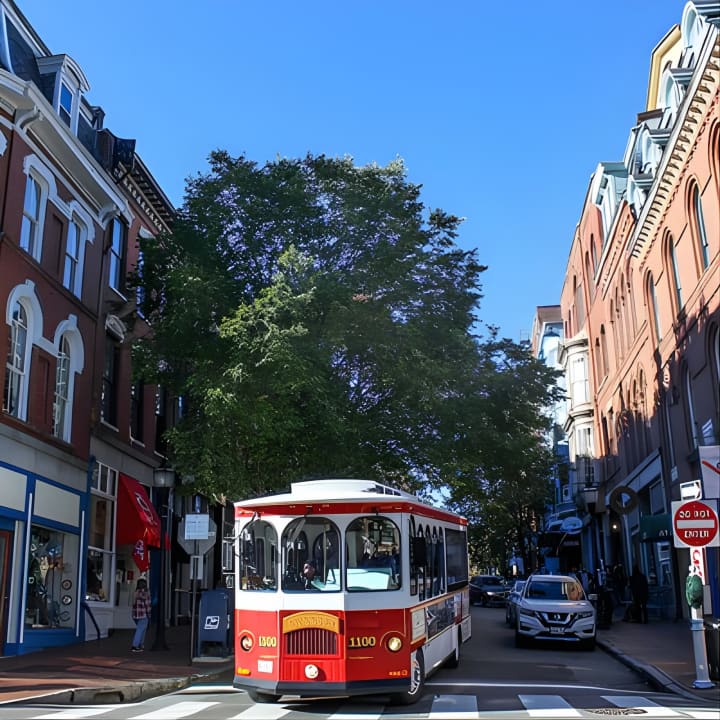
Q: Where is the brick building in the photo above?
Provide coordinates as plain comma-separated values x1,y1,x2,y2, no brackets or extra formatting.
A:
0,0,176,653
559,1,719,619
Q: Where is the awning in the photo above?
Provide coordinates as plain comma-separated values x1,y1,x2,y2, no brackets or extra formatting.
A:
116,473,161,548
639,513,672,543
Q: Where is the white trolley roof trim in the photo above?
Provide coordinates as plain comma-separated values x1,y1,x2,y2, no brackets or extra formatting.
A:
233,478,467,526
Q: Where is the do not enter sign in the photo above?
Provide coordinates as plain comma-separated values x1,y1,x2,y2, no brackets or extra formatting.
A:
671,499,719,548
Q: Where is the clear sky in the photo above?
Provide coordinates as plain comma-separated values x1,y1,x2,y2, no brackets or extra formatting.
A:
23,0,684,341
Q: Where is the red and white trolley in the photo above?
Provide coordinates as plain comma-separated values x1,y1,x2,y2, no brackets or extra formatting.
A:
233,478,471,704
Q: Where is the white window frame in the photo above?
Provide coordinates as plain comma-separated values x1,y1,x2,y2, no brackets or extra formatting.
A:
108,218,125,292
87,462,118,604
51,316,84,442
20,174,42,260
3,300,29,419
53,336,70,440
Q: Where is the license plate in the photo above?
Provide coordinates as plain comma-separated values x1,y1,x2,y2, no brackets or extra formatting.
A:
257,660,273,673
550,626,564,634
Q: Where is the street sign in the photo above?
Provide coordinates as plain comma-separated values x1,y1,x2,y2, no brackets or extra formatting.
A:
178,516,217,555
680,480,702,501
690,546,706,585
184,513,210,540
672,499,720,548
699,445,720,499
609,486,639,515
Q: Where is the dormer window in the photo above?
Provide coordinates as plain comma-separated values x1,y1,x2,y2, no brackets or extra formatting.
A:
59,82,73,126
37,54,90,135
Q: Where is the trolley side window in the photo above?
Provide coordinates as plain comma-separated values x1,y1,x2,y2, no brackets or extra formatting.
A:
240,520,278,591
346,517,400,591
282,518,340,592
445,528,469,591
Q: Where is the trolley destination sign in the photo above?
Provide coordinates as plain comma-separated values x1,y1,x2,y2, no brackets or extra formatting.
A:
671,499,720,548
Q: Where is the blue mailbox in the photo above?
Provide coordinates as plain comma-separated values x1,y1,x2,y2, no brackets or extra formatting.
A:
196,588,233,657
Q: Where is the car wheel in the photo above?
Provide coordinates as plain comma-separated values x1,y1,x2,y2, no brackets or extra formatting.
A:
515,624,527,648
481,595,488,607
390,648,425,705
247,689,280,703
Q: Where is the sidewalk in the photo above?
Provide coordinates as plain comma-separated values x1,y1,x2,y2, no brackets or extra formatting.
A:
596,612,720,703
0,616,718,706
0,623,233,705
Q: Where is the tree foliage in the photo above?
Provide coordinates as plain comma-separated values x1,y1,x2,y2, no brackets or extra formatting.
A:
132,151,561,573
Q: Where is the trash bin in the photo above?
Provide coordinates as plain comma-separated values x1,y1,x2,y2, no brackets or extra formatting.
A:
705,618,720,681
197,588,233,657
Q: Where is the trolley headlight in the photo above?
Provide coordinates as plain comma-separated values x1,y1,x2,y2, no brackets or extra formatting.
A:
386,636,403,652
240,634,254,651
304,663,319,679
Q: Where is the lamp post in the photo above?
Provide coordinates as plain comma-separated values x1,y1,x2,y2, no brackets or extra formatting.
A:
151,466,175,651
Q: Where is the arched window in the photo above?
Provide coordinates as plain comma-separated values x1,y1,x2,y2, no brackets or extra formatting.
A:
690,184,710,271
663,231,683,314
646,272,662,345
684,366,699,449
3,301,30,419
600,325,609,378
594,338,602,384
585,252,595,301
590,234,598,272
53,335,71,440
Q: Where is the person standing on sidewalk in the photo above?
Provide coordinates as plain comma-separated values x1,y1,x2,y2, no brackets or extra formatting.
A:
629,565,649,624
131,578,151,652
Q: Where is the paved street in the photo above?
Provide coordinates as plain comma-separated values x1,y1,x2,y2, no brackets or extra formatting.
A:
0,606,717,720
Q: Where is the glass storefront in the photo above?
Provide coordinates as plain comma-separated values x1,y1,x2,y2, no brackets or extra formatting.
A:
25,525,78,629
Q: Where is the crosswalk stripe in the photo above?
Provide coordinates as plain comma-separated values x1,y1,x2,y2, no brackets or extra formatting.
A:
35,710,116,720
603,695,684,717
328,703,383,720
429,693,479,718
229,704,291,719
519,694,583,718
131,701,219,719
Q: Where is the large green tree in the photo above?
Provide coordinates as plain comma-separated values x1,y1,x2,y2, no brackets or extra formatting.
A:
132,152,488,499
440,333,564,573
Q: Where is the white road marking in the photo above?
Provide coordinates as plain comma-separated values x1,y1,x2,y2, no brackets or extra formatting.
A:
519,694,583,717
429,693,479,718
603,695,684,717
328,703,383,720
131,701,219,719
229,703,291,719
35,710,116,720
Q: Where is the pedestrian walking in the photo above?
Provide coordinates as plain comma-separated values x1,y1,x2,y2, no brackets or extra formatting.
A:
131,578,151,652
629,565,649,624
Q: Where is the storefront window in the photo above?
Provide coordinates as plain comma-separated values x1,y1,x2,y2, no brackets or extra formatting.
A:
86,463,116,602
25,525,78,629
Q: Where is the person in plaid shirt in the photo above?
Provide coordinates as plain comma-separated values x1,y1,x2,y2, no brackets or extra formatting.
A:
131,578,151,652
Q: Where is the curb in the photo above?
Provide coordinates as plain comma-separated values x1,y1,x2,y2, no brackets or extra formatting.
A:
17,662,234,706
596,638,712,703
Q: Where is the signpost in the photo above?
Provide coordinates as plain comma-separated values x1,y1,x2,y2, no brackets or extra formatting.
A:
672,499,719,548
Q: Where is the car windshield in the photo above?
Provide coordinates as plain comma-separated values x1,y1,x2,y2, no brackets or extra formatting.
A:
526,579,584,601
474,576,504,586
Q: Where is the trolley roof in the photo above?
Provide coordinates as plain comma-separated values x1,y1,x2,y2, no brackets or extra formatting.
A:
234,478,467,525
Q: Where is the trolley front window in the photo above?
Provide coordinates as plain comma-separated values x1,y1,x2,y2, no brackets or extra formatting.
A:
346,516,400,591
282,517,340,592
240,520,277,591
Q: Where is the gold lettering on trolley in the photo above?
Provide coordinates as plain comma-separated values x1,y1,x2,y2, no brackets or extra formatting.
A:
282,612,340,634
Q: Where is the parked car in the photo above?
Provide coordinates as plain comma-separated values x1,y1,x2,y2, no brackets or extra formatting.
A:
469,575,509,606
505,580,526,625
514,573,596,650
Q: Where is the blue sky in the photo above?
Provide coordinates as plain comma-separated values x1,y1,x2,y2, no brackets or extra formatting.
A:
24,0,683,341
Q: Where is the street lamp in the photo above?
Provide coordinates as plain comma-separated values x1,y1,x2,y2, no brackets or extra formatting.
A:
151,466,175,651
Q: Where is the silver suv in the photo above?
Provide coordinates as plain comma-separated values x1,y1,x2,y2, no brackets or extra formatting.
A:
514,574,596,650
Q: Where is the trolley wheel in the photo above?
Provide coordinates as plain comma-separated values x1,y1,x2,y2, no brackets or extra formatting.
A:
246,689,280,703
444,628,462,668
390,648,425,705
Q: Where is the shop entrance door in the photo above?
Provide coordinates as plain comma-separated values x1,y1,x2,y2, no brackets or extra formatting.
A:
0,530,11,654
